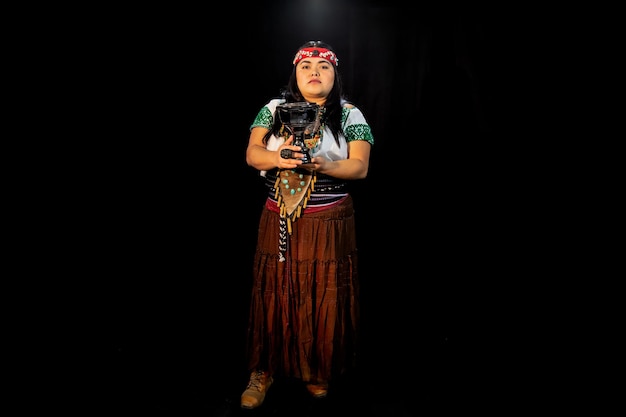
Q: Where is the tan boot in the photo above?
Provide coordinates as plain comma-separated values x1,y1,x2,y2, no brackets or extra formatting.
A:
241,370,273,409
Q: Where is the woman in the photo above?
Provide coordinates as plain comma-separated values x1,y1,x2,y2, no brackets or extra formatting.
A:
242,40,374,409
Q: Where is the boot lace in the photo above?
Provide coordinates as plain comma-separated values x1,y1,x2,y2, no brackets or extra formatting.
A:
246,371,266,392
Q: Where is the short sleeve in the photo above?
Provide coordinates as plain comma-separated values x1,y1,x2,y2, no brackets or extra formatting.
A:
342,107,374,145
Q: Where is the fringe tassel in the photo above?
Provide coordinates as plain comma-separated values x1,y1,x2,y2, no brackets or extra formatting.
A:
277,170,316,262
278,217,287,262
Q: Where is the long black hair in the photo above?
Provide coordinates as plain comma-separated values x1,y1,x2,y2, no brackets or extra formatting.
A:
263,41,347,146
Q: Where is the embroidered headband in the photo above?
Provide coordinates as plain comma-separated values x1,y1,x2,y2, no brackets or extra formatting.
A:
292,47,339,67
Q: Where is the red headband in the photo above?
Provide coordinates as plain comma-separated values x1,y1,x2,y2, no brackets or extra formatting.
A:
292,47,339,67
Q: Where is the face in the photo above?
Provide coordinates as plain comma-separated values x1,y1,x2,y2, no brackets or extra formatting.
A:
295,57,335,105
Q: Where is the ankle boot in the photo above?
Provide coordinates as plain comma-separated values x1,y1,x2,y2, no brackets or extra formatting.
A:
241,370,273,409
305,381,328,398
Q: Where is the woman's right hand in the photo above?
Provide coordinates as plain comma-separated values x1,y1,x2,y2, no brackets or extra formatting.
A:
277,136,304,168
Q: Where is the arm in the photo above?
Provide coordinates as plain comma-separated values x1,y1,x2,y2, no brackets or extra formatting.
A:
246,127,305,171
305,140,371,180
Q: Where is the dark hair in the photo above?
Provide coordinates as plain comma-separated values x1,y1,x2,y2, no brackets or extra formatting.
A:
263,41,346,146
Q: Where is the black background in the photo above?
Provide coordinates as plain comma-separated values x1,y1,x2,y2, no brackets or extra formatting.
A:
80,1,550,415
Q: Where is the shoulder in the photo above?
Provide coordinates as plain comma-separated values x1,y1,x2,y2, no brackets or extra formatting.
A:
251,98,286,130
266,98,286,113
340,102,367,123
340,101,374,145
341,99,355,109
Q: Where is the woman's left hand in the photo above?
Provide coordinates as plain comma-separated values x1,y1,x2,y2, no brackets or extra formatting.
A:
300,156,327,172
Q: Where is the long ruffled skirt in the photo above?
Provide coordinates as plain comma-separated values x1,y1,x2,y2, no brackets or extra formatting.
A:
245,195,360,383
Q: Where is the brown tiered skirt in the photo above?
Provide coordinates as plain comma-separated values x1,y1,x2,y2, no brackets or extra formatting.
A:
245,195,360,383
